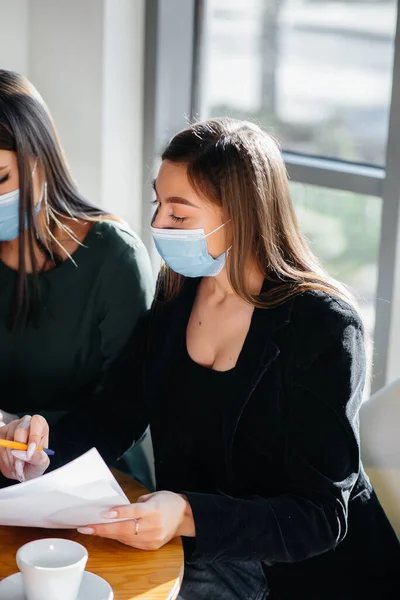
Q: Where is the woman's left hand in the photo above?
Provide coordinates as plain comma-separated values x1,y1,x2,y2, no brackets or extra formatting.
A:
77,491,195,550
0,415,50,482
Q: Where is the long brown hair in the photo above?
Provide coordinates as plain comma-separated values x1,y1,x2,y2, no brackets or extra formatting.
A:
159,117,356,309
0,70,105,327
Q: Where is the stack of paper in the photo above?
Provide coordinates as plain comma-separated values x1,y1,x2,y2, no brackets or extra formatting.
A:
0,448,130,528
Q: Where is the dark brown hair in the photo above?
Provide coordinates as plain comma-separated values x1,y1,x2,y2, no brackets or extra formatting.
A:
159,117,355,309
0,70,105,327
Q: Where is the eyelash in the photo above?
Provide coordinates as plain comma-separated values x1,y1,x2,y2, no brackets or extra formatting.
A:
0,174,9,185
151,199,187,223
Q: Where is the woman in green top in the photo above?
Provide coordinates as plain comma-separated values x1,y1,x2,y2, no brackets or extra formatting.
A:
0,70,154,485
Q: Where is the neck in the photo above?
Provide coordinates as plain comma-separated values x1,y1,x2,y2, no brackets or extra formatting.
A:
205,261,264,300
0,232,42,273
205,267,232,298
0,209,50,272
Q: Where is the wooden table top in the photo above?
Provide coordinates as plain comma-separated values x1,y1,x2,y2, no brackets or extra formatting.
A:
0,470,184,599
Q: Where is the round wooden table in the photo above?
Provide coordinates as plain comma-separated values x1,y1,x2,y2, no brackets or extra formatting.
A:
0,470,184,599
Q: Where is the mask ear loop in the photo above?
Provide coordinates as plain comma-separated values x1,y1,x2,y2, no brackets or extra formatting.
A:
205,219,232,238
31,159,44,239
38,182,53,256
31,158,38,177
31,158,46,214
32,161,50,257
205,220,232,270
43,181,49,226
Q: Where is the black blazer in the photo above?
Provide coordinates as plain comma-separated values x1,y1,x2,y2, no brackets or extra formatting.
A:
50,279,400,598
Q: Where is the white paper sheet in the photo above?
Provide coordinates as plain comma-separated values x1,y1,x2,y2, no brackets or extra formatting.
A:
0,448,130,528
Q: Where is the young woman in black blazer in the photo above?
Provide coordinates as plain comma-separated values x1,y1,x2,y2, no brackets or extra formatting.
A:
1,118,399,599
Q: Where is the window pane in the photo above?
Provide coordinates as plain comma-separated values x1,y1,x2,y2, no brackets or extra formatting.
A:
199,0,397,166
290,182,382,341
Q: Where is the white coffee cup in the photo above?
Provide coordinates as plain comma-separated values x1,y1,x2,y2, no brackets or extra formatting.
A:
16,538,88,600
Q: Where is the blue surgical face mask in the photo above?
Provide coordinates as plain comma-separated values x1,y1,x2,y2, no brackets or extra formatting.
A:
0,162,43,242
0,189,23,241
151,221,230,278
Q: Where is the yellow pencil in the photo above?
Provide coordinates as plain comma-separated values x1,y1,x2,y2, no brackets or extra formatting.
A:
0,439,55,456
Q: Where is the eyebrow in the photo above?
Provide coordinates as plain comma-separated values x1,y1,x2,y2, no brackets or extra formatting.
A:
152,179,199,208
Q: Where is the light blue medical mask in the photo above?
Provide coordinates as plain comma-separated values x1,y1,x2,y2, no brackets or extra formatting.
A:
151,221,230,278
0,162,43,241
0,189,43,242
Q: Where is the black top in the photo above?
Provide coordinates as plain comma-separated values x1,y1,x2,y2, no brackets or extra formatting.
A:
48,278,400,598
157,342,237,493
0,220,154,420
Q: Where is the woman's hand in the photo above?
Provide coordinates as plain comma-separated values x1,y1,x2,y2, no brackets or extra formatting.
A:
0,409,19,426
0,415,50,482
77,491,196,550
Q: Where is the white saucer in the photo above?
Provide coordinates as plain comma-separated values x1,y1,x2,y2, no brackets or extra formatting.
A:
0,571,113,600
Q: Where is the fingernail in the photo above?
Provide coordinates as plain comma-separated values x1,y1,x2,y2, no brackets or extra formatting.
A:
11,450,28,460
15,460,25,482
27,443,36,460
77,528,94,535
101,511,118,519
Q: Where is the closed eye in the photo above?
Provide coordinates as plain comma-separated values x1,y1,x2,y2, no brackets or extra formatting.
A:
0,173,10,185
151,199,187,223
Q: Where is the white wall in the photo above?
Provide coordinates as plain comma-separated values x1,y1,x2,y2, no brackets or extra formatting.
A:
102,0,145,228
0,0,29,74
29,0,104,207
0,0,145,233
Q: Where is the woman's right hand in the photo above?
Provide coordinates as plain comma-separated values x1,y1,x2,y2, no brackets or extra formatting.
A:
0,409,19,425
0,415,50,482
